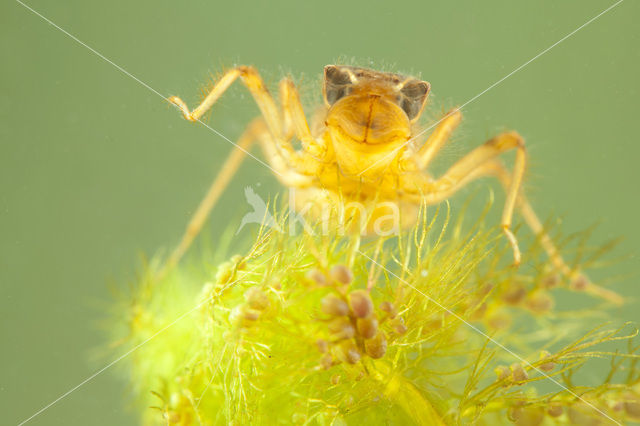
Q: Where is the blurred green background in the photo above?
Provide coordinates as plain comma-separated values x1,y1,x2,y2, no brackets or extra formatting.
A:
2,0,639,424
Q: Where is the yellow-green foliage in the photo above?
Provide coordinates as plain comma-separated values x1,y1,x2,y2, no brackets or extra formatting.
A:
112,202,640,425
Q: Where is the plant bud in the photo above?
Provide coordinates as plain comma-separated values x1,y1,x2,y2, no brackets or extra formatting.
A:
513,407,544,426
316,339,328,353
244,287,269,310
511,363,528,383
391,316,407,335
164,411,181,424
321,294,349,316
547,404,563,418
330,265,353,284
570,274,589,291
356,316,378,339
229,305,260,326
327,317,355,340
469,301,487,320
379,301,397,318
345,347,360,365
334,341,361,364
270,281,282,290
538,351,555,372
242,307,261,321
348,290,373,318
365,331,387,359
479,282,494,295
612,401,624,413
215,261,234,284
624,393,640,420
230,254,246,270
495,365,510,381
502,284,527,305
486,311,512,331
320,353,334,369
525,291,554,314
542,273,560,289
568,402,605,425
306,269,328,286
507,406,522,423
538,362,554,372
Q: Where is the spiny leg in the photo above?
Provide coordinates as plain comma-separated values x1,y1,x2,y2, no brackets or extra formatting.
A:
169,66,328,164
169,66,284,141
169,65,327,184
169,66,311,177
412,131,527,265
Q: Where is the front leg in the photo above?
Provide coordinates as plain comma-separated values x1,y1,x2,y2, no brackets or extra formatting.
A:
169,66,284,140
169,66,328,164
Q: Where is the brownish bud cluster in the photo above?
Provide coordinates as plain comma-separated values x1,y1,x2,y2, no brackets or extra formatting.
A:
501,283,527,305
215,254,247,286
546,403,563,418
229,286,270,327
510,363,528,383
313,266,406,371
245,286,270,310
306,269,328,286
508,404,544,426
506,397,634,426
348,290,373,318
379,301,397,318
306,264,354,288
495,280,554,317
622,393,640,420
524,291,554,314
495,363,529,386
537,351,555,373
330,265,354,285
321,294,349,316
541,273,560,289
570,274,589,292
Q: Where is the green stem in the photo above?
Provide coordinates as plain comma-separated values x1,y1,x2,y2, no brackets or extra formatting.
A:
372,362,446,425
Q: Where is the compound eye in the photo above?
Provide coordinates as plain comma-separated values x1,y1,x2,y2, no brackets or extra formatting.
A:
324,65,354,105
399,80,430,121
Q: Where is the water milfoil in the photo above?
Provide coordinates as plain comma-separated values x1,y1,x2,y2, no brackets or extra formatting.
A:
113,203,639,425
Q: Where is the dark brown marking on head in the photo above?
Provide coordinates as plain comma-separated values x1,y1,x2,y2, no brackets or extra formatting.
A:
398,80,430,121
323,65,355,105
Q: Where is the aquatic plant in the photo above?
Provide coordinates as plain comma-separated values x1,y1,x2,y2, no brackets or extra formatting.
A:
112,200,639,425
